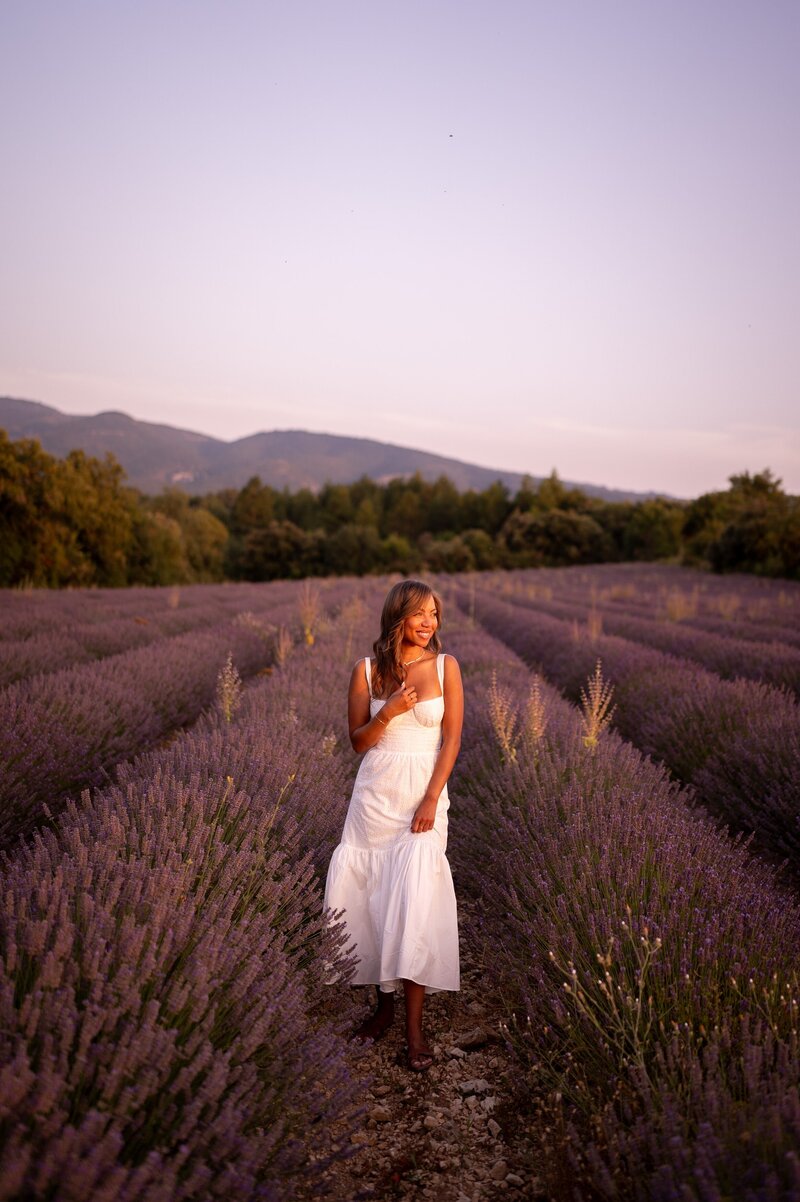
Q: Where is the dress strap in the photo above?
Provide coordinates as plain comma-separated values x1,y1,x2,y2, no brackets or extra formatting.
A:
436,653,446,690
364,656,373,698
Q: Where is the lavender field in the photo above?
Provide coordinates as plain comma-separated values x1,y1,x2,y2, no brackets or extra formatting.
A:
1,567,799,1201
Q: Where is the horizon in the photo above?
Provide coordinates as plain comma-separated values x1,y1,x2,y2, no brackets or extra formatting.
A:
1,2,798,496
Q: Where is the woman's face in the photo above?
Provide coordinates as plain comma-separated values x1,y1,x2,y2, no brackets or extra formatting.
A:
401,594,439,650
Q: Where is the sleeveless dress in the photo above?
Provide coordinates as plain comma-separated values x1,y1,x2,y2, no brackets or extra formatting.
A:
323,653,460,994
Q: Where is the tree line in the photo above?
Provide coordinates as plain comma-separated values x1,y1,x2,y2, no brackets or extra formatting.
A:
1,428,797,586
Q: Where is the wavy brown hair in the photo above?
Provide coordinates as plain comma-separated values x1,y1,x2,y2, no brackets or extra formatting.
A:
371,580,443,698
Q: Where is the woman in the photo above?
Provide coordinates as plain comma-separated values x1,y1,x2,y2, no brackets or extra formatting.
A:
324,579,463,1072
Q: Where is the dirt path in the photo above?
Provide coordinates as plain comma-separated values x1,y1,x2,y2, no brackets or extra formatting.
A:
303,899,543,1200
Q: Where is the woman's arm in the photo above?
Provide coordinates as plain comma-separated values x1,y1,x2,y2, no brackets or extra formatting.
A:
348,661,418,753
411,655,464,833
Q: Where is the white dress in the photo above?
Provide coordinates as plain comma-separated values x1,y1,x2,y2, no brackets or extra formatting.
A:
324,653,460,994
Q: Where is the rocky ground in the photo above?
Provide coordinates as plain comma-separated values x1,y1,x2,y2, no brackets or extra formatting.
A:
302,904,545,1201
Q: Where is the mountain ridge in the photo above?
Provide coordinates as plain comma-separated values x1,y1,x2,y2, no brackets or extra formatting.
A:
0,395,671,502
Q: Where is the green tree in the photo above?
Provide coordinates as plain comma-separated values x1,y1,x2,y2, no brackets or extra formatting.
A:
322,523,383,574
201,488,238,527
385,488,425,539
147,489,229,580
284,487,320,530
511,474,538,513
234,520,318,580
682,489,731,565
182,507,229,579
591,502,631,561
59,450,135,585
0,432,80,584
532,469,588,513
317,483,354,532
128,510,188,584
379,533,418,574
230,476,275,535
426,476,462,534
461,527,499,570
353,496,380,528
459,481,512,533
0,431,140,586
419,534,476,573
500,509,610,567
682,469,794,576
621,498,684,561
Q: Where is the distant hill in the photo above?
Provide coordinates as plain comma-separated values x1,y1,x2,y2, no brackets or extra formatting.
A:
0,396,668,502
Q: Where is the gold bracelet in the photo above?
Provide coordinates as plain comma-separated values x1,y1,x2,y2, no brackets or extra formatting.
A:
375,711,389,727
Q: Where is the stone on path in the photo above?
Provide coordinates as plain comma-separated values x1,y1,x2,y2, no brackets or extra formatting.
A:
458,1077,490,1095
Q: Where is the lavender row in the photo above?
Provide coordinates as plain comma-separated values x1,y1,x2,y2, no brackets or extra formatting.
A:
0,581,308,640
543,562,800,625
488,564,800,647
0,598,379,1200
446,619,800,1200
463,587,800,865
0,580,318,686
0,573,372,848
0,583,229,642
0,616,280,849
485,583,800,694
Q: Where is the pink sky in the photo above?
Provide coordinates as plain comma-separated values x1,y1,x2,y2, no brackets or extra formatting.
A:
1,1,798,496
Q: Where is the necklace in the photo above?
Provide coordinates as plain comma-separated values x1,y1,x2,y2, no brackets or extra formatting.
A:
401,649,427,667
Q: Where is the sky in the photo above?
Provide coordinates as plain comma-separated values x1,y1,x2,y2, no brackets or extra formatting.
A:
1,1,798,498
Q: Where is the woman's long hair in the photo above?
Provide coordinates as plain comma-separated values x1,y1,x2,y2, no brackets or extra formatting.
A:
371,579,443,698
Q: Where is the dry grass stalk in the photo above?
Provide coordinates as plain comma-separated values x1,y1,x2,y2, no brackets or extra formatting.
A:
525,676,548,750
340,595,366,663
525,584,553,601
488,669,518,764
569,618,581,644
234,612,276,645
340,595,366,626
663,587,698,622
298,580,322,644
587,608,603,642
579,658,616,754
714,592,741,621
167,586,181,610
609,583,637,601
746,598,768,620
274,624,293,666
216,652,242,724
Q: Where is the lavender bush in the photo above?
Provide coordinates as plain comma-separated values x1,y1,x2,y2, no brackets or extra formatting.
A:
486,563,800,649
0,580,322,686
3,566,799,1200
0,621,268,849
0,576,371,849
0,592,383,1200
462,586,800,865
490,583,800,693
447,616,800,1200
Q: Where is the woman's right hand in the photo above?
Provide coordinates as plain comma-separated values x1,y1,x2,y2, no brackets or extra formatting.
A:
382,680,417,720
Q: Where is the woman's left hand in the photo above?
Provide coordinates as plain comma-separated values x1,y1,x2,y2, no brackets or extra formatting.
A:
411,796,438,833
